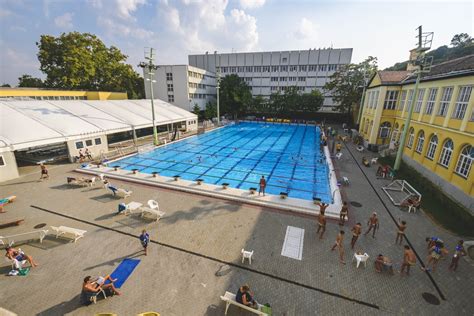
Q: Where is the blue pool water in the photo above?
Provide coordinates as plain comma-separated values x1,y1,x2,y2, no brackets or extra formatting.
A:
111,122,331,203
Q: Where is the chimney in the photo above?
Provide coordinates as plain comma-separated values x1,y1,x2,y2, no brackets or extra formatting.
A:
407,48,419,71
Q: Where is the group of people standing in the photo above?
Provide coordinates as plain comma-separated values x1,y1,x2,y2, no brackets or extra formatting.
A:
315,202,466,274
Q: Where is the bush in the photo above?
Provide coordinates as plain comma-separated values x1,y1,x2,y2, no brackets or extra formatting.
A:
379,156,474,237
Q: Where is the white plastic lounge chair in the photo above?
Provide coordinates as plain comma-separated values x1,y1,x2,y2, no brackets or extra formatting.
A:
50,226,87,242
220,291,267,315
140,202,165,221
5,248,27,270
148,200,159,209
0,229,49,246
116,188,132,199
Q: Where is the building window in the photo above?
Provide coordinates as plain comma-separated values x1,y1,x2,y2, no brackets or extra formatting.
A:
438,139,454,167
279,77,287,81
280,65,288,72
426,135,438,160
318,65,327,71
406,128,415,148
437,87,453,116
372,90,379,109
328,64,337,71
245,66,253,72
288,65,296,72
271,86,278,91
425,88,437,115
253,66,262,72
222,67,228,73
383,90,399,110
95,138,102,145
298,77,306,82
271,66,279,72
415,130,425,154
452,86,472,119
413,89,425,113
263,66,270,72
168,95,174,102
230,67,236,73
166,72,173,81
282,57,287,63
76,141,84,149
455,145,473,178
289,77,297,82
167,84,173,92
398,90,407,110
299,65,307,71
85,139,93,147
271,77,278,82
308,65,316,71
379,122,391,139
237,66,245,72
0,155,4,166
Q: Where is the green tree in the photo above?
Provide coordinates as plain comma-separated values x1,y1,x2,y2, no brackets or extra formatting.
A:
36,32,144,98
219,74,252,119
18,74,44,88
192,104,204,120
204,101,217,120
451,33,473,48
324,56,378,123
1,83,11,87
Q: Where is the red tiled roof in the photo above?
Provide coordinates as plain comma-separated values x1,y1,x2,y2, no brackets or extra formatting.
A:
378,71,412,83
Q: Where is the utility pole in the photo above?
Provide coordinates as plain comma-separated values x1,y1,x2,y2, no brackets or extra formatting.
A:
394,26,433,171
138,48,159,146
356,67,368,126
215,51,221,126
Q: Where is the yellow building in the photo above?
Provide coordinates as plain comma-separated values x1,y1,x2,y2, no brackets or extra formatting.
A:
359,55,474,209
0,88,127,100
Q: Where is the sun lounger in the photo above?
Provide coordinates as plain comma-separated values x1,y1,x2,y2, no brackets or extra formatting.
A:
140,206,165,221
116,188,132,199
0,229,49,246
50,226,87,242
220,291,267,316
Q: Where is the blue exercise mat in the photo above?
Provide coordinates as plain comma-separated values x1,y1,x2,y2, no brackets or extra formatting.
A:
105,258,140,288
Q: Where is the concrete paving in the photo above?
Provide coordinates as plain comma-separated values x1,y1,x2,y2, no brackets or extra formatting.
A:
0,138,473,316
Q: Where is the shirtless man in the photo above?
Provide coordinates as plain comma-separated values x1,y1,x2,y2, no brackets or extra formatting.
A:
375,254,394,274
350,223,362,249
319,202,329,215
331,230,346,264
316,211,327,239
364,212,379,238
400,245,417,275
339,202,348,226
422,244,448,272
396,219,407,245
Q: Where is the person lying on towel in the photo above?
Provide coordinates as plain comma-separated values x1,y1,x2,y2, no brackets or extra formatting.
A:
0,196,16,213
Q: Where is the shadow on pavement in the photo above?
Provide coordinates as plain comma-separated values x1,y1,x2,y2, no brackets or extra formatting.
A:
83,251,143,271
37,293,82,316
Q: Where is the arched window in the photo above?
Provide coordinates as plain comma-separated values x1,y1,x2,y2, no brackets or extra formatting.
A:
364,119,369,134
426,135,438,160
406,128,415,148
379,122,391,139
455,145,473,178
439,139,454,167
415,130,425,154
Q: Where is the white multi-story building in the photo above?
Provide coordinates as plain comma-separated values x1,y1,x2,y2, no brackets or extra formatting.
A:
144,65,216,111
189,49,353,112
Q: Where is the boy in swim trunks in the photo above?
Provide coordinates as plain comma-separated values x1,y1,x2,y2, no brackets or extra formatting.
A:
400,245,416,276
395,219,407,245
364,212,379,238
350,223,362,249
339,202,348,226
422,243,448,272
331,230,346,264
316,211,326,239
139,229,150,256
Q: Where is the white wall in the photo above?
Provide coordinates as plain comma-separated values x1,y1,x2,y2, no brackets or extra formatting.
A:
66,135,108,162
0,150,19,183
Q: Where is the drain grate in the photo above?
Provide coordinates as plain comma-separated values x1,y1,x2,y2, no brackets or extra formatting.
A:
422,292,440,305
34,223,47,229
350,201,362,207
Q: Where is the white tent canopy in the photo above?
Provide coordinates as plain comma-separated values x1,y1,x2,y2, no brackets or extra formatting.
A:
0,99,196,151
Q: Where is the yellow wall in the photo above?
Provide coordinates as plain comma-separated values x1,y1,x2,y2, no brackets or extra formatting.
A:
359,74,474,197
0,88,127,100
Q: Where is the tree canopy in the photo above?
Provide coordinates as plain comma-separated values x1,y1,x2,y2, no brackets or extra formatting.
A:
219,74,252,119
24,32,145,98
324,56,378,122
18,74,44,88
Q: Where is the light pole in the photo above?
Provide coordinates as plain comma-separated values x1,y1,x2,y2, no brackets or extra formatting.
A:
394,26,433,171
138,47,159,146
356,68,368,126
214,51,221,126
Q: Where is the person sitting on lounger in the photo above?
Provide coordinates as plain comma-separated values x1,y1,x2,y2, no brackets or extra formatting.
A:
107,184,119,195
362,157,370,167
0,196,16,213
5,246,38,268
375,254,394,274
400,196,421,211
85,148,93,160
91,275,121,295
236,284,258,308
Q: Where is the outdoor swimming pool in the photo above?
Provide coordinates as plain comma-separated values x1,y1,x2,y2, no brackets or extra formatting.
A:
110,122,331,203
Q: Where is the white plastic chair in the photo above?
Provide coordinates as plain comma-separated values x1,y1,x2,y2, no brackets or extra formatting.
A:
148,200,159,210
352,253,369,268
241,249,254,265
371,158,378,165
6,248,27,270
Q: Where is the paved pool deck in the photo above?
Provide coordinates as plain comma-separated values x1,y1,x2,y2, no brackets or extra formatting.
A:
0,136,473,315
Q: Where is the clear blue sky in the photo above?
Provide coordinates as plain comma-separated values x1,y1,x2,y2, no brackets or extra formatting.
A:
0,0,472,86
